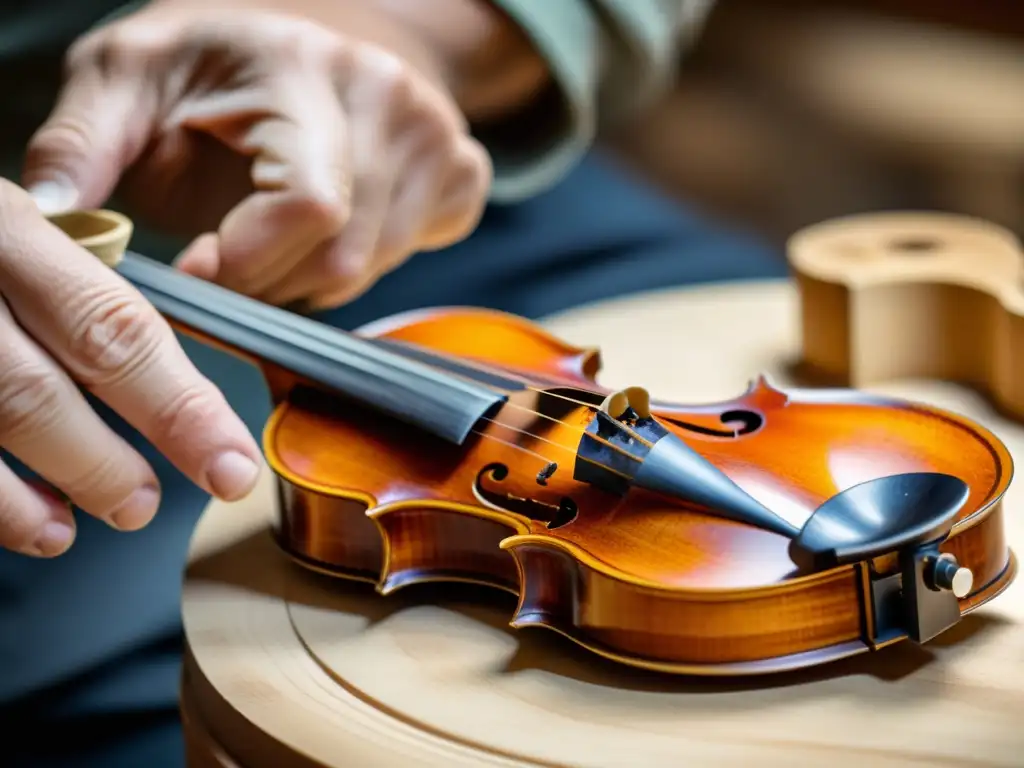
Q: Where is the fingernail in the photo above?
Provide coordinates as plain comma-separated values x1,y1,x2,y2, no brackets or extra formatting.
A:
32,521,75,557
206,451,260,501
109,486,161,531
29,176,79,215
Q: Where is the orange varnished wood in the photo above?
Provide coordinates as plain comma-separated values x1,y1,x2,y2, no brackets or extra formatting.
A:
56,208,1015,676
263,307,1017,674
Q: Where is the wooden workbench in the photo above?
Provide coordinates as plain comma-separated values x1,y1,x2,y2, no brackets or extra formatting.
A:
179,279,1024,767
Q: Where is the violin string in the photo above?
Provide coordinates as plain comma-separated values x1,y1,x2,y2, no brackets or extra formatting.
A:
442,349,733,485
506,390,654,449
465,389,648,461
385,336,741,453
474,379,657,448
379,340,658,446
340,338,708,476
419,354,668,473
515,383,655,445
468,428,561,465
449,400,647,488
467,425,634,481
475,412,641,463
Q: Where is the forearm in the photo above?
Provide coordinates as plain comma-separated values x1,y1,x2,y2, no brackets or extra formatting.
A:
139,0,549,124
363,0,551,124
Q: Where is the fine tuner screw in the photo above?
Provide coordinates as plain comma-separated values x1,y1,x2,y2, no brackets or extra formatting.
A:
929,552,973,598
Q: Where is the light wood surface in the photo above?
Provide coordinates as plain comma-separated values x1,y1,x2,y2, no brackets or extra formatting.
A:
789,210,1024,422
180,279,1024,767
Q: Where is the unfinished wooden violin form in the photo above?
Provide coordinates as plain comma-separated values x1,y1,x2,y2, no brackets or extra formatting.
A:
58,209,1017,676
791,211,1024,422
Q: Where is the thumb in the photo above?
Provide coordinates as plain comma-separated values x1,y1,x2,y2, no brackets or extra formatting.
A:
23,67,153,214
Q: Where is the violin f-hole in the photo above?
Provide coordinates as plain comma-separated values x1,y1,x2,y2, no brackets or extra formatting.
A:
474,463,578,530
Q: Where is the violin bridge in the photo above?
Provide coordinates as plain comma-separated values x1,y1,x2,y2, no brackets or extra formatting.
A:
600,387,652,421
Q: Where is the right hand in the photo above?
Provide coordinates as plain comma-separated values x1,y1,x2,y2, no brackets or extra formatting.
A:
0,179,262,558
25,4,492,312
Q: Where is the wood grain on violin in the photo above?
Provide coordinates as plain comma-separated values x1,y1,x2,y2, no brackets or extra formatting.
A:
56,209,1018,676
790,211,1024,421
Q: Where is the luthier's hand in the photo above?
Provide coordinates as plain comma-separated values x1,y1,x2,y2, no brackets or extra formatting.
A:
22,0,495,310
0,181,261,558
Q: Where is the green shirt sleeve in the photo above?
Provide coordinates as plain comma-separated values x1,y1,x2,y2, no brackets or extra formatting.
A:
482,0,715,202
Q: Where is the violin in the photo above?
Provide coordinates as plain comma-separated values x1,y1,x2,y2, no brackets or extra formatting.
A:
57,209,1017,677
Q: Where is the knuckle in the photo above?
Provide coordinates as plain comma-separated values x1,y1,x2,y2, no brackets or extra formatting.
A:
380,240,415,271
396,120,448,169
346,42,406,103
152,382,227,447
423,93,468,137
64,29,105,70
361,172,393,207
297,190,349,235
65,287,166,387
360,44,406,86
429,152,490,243
59,450,136,505
252,15,338,66
0,360,65,444
445,215,479,243
70,19,174,73
386,74,417,117
453,192,488,238
324,249,367,283
327,38,356,80
104,24,153,60
459,162,492,215
460,141,493,185
30,118,95,162
311,273,372,310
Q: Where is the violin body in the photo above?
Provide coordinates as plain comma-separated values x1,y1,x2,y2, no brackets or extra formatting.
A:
51,207,1018,677
266,307,1017,675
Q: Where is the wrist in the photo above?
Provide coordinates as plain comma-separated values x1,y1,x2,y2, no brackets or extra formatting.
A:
143,0,548,122
348,0,551,123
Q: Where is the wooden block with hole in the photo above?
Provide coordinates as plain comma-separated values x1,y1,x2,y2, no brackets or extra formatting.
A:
788,211,1024,421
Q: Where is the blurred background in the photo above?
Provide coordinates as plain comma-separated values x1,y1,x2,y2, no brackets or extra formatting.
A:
605,0,1024,250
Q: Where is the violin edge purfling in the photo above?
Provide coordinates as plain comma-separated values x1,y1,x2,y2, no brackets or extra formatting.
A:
59,208,1018,677
263,317,1015,675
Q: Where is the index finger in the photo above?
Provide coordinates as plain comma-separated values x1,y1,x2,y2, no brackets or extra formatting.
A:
172,70,350,296
0,206,262,502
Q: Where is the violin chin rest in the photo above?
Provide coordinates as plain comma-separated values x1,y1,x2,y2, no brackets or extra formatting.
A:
788,471,971,572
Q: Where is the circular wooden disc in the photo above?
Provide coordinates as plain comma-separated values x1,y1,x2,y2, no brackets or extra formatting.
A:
181,280,1024,767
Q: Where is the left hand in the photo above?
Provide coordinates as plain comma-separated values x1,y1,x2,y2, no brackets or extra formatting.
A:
22,1,492,310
